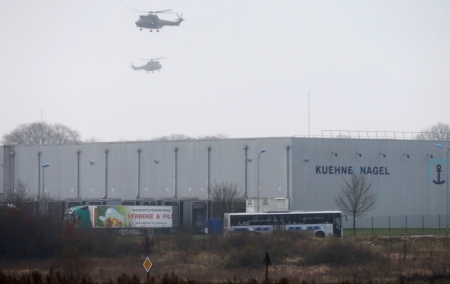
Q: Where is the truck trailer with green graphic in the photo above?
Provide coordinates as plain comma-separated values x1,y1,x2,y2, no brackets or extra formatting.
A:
64,205,174,232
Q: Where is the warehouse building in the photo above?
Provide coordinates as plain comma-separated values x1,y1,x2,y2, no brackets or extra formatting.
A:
1,135,448,231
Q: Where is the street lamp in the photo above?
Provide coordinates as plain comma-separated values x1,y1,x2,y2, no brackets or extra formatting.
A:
41,164,49,213
437,144,449,236
41,164,50,197
257,149,266,212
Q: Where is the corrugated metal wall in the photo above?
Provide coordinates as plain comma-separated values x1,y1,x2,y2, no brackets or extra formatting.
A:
2,137,449,223
0,147,5,195
2,138,292,202
292,138,447,217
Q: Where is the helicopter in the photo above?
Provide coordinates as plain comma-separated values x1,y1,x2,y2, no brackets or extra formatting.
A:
127,8,184,32
130,58,163,73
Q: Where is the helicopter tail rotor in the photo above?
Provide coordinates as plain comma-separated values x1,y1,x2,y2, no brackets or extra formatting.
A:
130,63,137,70
175,13,185,23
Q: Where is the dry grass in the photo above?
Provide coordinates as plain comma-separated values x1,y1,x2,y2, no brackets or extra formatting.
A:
2,233,450,283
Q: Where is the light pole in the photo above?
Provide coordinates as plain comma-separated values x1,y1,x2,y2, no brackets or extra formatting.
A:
437,144,449,236
257,149,266,212
42,163,49,214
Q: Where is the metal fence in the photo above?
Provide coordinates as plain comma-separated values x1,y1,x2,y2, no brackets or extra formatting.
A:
342,214,449,234
292,130,442,140
320,130,426,140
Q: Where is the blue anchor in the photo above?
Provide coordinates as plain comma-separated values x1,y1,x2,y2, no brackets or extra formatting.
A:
433,164,445,185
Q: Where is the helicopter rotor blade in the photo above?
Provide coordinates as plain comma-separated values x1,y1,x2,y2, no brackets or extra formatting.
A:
127,8,173,14
139,57,164,61
150,9,173,13
126,7,148,13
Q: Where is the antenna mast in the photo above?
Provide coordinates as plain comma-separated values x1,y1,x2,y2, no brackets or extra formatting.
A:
308,92,310,137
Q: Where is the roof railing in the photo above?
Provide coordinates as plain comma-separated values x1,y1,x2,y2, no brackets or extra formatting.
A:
292,131,449,140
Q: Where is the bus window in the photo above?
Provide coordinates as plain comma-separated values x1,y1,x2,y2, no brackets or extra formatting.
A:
284,215,292,224
303,215,326,224
231,215,247,226
251,215,263,222
302,214,312,224
323,214,332,223
276,214,285,224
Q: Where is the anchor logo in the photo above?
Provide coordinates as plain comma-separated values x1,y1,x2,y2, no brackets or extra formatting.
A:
433,164,445,185
428,159,448,186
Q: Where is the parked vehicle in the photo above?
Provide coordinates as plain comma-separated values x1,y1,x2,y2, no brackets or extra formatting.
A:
64,205,174,233
223,211,343,237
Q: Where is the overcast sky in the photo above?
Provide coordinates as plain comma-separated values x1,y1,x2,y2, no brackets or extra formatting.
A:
1,1,449,142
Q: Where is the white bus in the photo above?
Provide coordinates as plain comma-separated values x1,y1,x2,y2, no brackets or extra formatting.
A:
223,211,343,237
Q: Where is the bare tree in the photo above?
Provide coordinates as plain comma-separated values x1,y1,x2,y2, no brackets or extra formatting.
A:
334,174,377,235
2,121,81,145
416,122,450,141
197,134,228,140
1,179,34,209
151,134,194,141
210,182,242,219
83,136,101,143
151,134,228,141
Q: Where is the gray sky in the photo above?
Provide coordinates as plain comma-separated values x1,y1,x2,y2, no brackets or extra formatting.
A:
1,1,449,142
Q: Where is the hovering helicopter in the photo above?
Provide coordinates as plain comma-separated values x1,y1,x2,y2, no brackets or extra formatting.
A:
127,8,184,32
130,58,163,73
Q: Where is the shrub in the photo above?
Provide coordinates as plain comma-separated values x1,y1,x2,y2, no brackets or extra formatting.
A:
56,248,93,282
0,208,62,258
222,234,270,268
304,238,383,266
172,226,195,252
60,224,144,258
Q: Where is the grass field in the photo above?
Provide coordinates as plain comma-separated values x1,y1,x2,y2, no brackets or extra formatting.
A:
3,232,450,283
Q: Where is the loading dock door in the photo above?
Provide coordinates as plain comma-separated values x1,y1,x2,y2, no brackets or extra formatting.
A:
192,202,207,234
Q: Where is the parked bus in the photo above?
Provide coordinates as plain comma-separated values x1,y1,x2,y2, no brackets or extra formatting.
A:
223,211,343,237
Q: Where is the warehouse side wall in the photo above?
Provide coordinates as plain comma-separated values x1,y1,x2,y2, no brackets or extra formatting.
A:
292,138,448,218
